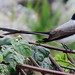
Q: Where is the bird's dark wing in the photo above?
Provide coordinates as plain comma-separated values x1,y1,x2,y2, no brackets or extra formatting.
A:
49,30,75,41
43,21,75,42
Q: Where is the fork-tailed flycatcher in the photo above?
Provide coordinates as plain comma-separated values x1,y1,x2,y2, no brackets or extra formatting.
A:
0,13,75,50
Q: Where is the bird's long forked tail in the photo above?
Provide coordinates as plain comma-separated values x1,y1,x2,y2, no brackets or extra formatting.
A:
0,27,50,35
0,27,51,43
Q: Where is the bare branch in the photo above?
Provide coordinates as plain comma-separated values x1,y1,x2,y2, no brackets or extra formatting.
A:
29,57,46,75
61,65,75,71
29,57,39,67
17,64,73,75
66,53,75,64
29,42,75,54
1,61,73,75
48,55,64,72
19,68,27,75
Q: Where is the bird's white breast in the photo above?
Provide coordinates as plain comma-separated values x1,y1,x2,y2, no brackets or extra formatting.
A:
55,34,75,45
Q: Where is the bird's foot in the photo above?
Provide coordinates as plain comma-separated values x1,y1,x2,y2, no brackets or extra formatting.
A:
36,39,44,43
42,38,49,43
61,43,72,52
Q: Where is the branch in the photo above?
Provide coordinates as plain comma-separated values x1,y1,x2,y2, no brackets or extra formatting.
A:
17,64,73,75
29,42,75,54
29,57,46,75
60,65,75,71
2,61,73,75
55,60,75,67
29,57,39,67
48,55,64,72
66,53,75,64
19,68,27,75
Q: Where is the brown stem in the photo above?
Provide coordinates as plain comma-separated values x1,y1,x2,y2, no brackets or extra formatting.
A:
29,42,75,54
29,57,39,67
17,64,73,75
48,55,64,72
19,68,27,75
66,53,75,64
29,57,46,75
1,61,73,75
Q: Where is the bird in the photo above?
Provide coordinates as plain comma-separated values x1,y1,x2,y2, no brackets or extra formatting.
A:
42,13,75,50
0,13,75,50
42,13,75,44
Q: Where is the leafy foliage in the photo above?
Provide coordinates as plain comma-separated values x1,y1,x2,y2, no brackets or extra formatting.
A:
11,37,31,58
54,53,75,72
0,64,9,75
0,54,3,63
38,58,57,70
0,37,55,74
0,45,24,73
0,37,11,46
31,45,50,62
0,36,74,74
54,53,71,67
31,45,58,71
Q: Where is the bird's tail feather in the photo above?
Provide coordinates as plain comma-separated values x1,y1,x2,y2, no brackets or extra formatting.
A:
0,27,51,43
0,27,50,35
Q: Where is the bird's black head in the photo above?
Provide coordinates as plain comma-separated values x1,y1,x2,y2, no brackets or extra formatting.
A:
71,13,75,20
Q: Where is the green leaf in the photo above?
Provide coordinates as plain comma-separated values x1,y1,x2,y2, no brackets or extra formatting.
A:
0,64,9,75
31,45,50,62
39,58,52,69
0,37,11,46
7,59,16,73
31,45,58,71
11,37,31,58
54,53,71,67
54,54,61,60
0,54,3,63
0,45,24,73
38,58,58,73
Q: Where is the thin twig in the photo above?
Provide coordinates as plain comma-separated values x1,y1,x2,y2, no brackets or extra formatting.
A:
2,61,73,75
19,68,27,75
48,55,64,72
60,65,75,71
55,60,75,67
29,57,46,75
29,57,39,67
66,53,75,64
29,42,75,54
17,64,73,75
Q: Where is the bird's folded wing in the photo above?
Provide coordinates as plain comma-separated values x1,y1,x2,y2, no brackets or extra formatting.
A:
49,29,75,41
